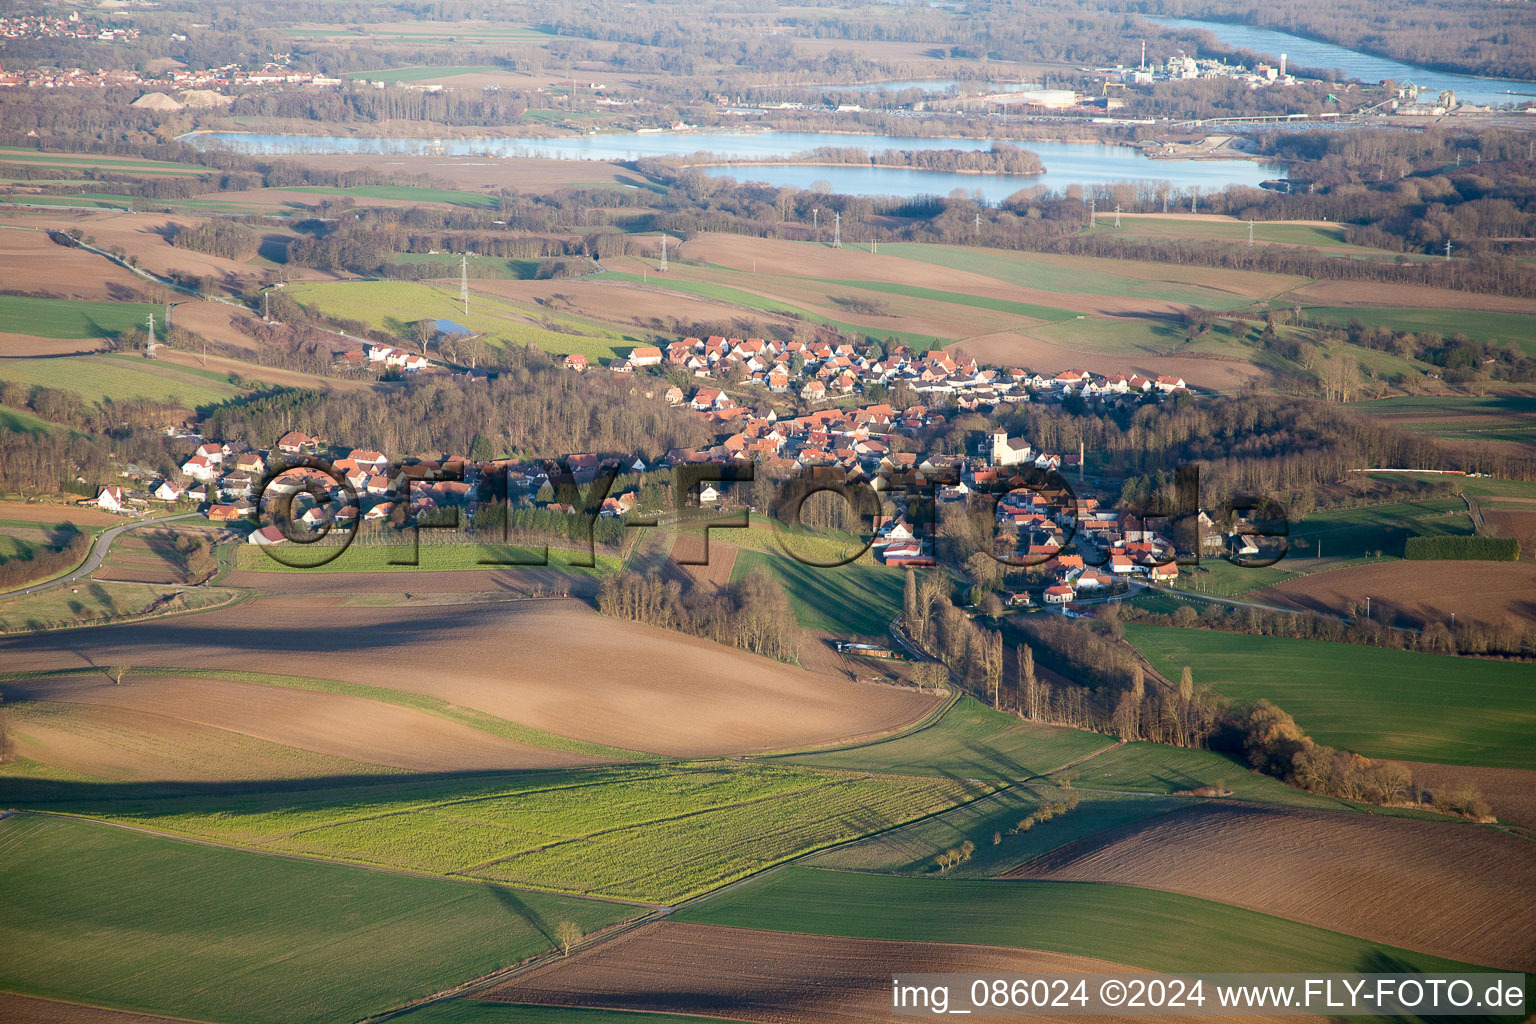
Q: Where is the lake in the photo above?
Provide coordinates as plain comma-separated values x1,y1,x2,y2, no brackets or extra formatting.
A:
1155,17,1536,107
188,130,1285,200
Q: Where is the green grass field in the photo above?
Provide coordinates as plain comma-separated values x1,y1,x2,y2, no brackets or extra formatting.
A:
1289,499,1474,560
390,253,555,279
0,404,58,434
0,581,236,633
0,813,637,1024
287,184,500,207
823,279,1079,321
1085,215,1350,248
287,279,641,360
1062,741,1376,810
1125,624,1536,769
603,270,948,349
1352,395,1536,445
41,763,984,905
877,243,1291,309
777,695,1115,779
729,548,904,636
0,353,241,407
677,866,1479,972
1299,306,1536,354
811,787,1187,877
0,146,208,176
0,295,158,340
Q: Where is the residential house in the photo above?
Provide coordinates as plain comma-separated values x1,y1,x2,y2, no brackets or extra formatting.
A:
92,485,126,512
627,345,663,369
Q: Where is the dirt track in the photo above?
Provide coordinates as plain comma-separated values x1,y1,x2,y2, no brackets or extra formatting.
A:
1005,802,1536,971
0,596,940,757
490,921,1160,1024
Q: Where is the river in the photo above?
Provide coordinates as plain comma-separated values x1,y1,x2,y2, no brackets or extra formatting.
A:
187,130,1285,200
1154,17,1536,107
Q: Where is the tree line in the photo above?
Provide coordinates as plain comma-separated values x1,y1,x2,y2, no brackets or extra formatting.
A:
596,568,799,662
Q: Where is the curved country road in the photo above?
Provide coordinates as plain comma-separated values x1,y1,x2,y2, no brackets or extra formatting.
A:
1,511,203,599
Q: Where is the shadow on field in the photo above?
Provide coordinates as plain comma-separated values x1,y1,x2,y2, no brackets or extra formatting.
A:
0,767,595,813
486,883,557,944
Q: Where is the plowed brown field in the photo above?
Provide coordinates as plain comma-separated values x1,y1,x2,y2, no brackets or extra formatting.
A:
1391,761,1536,831
4,672,588,777
0,228,147,300
1288,280,1536,315
0,501,120,525
0,597,940,756
4,212,255,282
672,534,737,591
488,921,1154,1024
473,276,796,334
1251,559,1536,626
1005,803,1536,971
0,332,110,357
1483,509,1536,559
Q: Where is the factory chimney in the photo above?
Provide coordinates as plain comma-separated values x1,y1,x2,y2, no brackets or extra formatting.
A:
1280,53,1287,78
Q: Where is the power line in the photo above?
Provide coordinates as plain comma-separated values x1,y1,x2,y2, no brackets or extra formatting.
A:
658,233,668,272
460,253,469,315
832,211,841,249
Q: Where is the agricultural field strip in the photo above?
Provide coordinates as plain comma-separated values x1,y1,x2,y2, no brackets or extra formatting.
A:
461,775,974,901
874,243,1301,307
823,279,1080,320
601,271,946,348
0,814,640,1024
676,867,1489,974
683,265,975,339
389,777,848,873
57,763,987,903
288,280,638,358
0,666,651,762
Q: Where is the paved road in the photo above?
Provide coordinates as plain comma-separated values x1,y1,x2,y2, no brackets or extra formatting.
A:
2,511,202,599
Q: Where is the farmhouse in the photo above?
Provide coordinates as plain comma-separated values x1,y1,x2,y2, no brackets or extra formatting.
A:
247,524,287,545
